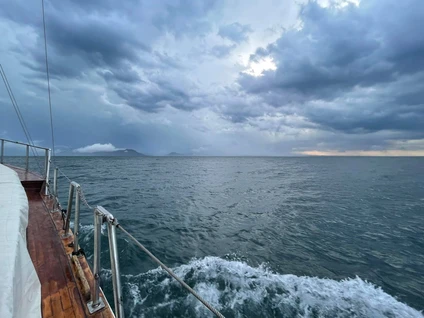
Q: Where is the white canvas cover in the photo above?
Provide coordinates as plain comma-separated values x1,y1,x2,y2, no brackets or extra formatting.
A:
0,164,41,318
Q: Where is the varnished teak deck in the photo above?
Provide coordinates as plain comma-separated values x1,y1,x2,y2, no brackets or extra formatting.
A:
8,165,115,318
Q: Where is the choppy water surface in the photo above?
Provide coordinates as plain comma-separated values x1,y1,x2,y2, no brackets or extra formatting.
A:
13,156,424,317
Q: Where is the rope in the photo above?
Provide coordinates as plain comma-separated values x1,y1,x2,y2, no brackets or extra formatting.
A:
57,167,93,209
41,0,55,158
77,187,93,210
117,225,225,318
0,64,45,175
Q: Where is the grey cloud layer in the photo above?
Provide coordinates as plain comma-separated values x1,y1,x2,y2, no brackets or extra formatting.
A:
2,0,220,112
1,0,423,154
238,0,424,142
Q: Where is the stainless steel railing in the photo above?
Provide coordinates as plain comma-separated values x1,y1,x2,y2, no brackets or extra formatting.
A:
52,166,225,318
55,171,124,317
90,206,125,317
0,138,51,195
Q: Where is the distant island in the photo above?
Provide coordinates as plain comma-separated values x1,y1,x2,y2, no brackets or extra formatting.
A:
79,149,146,156
167,152,191,156
59,149,195,156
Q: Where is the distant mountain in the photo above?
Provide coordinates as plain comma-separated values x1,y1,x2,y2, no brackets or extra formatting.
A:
85,149,146,156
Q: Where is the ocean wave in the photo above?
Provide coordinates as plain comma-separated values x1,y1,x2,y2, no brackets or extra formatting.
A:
104,256,423,318
76,223,107,241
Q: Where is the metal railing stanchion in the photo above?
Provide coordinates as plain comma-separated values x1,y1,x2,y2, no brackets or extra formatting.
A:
64,183,74,237
0,139,4,164
45,149,51,195
108,221,124,318
87,208,105,313
53,168,58,197
73,187,81,255
64,181,82,237
25,145,29,171
44,149,49,176
93,211,102,305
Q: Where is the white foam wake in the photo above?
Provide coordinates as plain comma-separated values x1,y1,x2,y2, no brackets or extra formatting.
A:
112,256,423,317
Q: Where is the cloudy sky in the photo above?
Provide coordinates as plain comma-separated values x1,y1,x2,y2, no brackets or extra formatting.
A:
1,0,423,156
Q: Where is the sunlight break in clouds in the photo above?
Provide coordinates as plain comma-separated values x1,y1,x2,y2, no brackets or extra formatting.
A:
318,0,360,8
73,143,121,153
244,57,277,77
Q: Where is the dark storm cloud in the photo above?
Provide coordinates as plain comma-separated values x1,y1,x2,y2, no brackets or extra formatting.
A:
237,0,424,137
307,103,424,135
111,77,202,112
1,0,216,112
1,0,149,81
302,70,424,137
218,22,253,43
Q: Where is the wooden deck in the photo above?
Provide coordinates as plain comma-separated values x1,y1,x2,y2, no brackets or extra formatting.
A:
8,165,115,318
5,164,45,182
5,164,45,191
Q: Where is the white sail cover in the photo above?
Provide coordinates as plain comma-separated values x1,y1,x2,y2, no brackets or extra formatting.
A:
0,164,41,318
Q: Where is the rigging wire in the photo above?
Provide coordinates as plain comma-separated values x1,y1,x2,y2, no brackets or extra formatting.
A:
41,0,55,158
0,65,37,151
0,65,44,174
